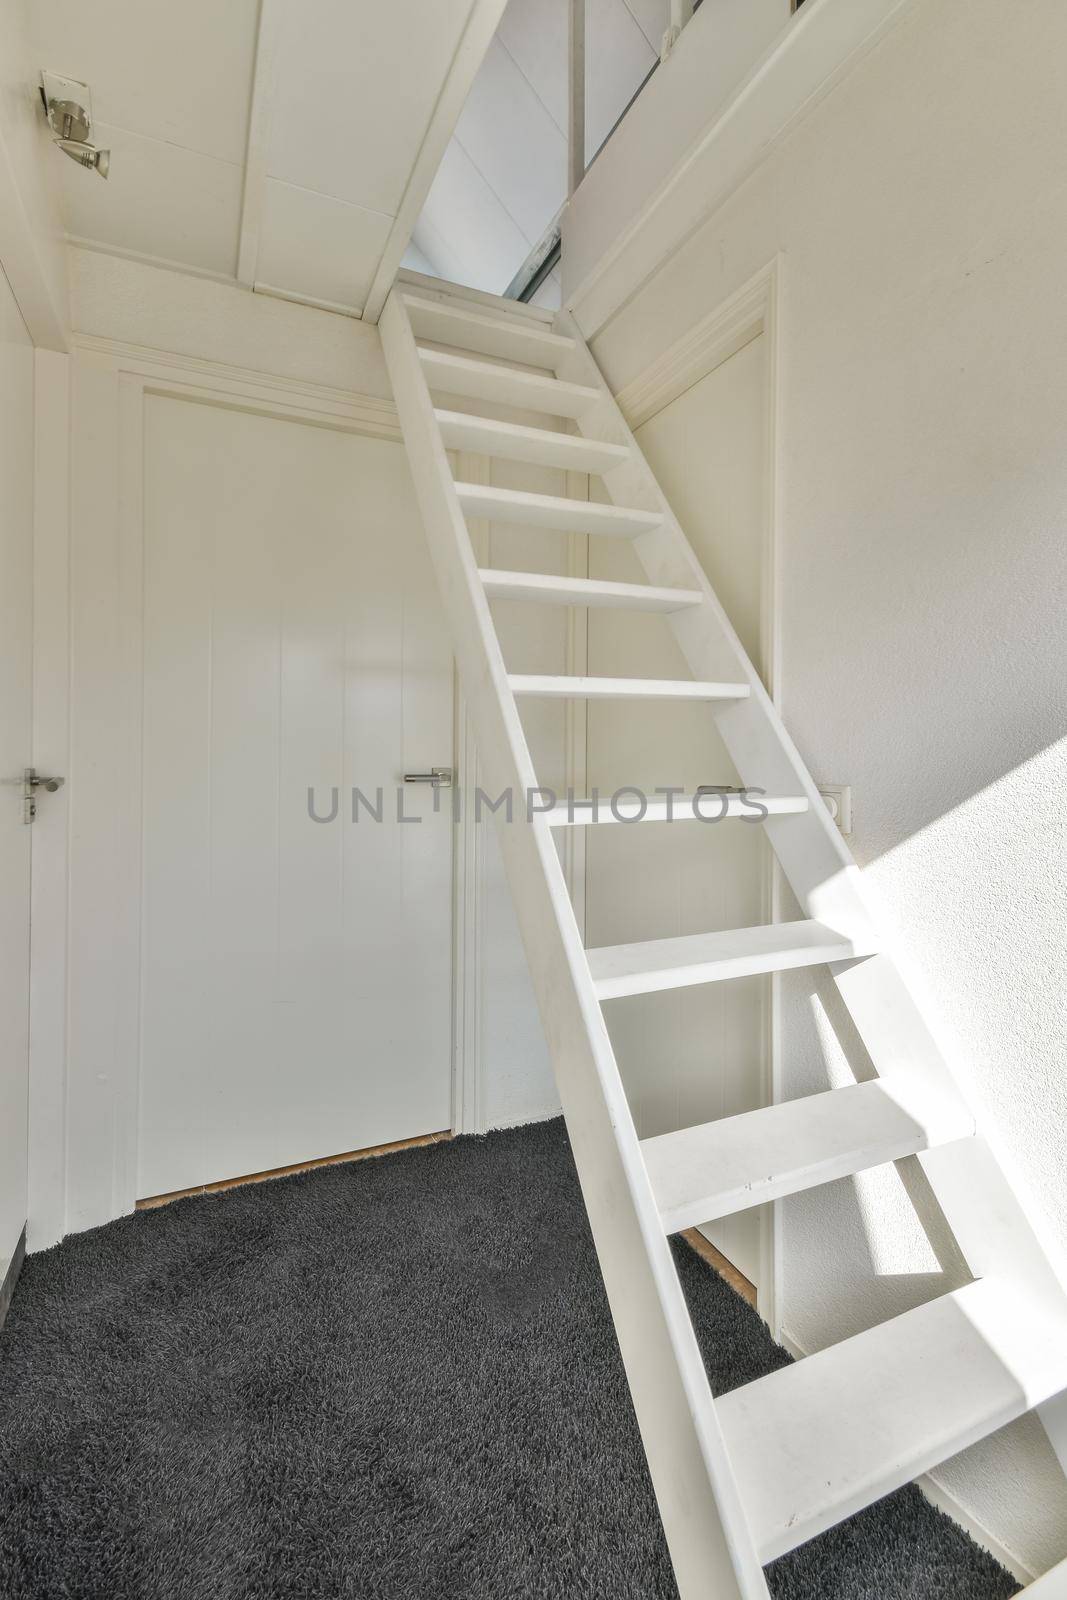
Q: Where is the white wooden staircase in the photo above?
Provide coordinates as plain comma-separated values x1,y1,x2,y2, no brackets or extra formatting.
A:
380,280,1067,1597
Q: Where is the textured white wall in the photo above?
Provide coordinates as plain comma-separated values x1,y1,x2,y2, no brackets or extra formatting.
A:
586,0,1067,1574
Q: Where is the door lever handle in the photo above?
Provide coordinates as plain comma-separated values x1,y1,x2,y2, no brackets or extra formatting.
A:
403,767,452,788
7,767,66,823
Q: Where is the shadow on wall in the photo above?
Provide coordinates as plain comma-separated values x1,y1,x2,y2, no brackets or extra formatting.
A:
782,961,965,1327
774,749,1067,1568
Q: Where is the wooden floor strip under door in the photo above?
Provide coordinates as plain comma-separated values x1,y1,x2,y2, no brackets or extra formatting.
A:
136,1130,454,1210
681,1228,757,1309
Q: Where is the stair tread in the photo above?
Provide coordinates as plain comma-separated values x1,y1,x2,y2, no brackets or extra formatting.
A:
418,347,599,418
587,919,878,1000
436,410,629,475
458,482,661,536
545,792,808,825
641,1078,974,1233
718,1277,1067,1562
403,292,574,367
480,568,700,612
509,674,750,701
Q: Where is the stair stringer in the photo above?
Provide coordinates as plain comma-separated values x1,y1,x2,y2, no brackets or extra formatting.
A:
552,308,1067,1459
380,288,770,1600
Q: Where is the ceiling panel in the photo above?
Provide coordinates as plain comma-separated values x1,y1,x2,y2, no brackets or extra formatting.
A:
256,181,394,312
33,0,657,313
415,0,659,295
495,0,656,164
33,0,259,165
619,0,668,53
496,0,568,132
453,40,566,242
586,0,658,157
266,0,476,218
402,240,439,279
60,124,243,276
415,140,529,294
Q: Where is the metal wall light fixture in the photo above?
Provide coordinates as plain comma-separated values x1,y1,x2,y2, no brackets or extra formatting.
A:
40,70,110,178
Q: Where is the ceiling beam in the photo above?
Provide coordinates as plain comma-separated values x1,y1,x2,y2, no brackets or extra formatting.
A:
360,0,510,325
236,0,286,288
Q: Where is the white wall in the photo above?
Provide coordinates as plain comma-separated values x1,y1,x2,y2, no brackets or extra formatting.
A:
579,0,1067,1575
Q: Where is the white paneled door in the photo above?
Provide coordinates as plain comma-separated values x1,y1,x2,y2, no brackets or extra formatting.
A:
138,398,455,1199
0,265,33,1288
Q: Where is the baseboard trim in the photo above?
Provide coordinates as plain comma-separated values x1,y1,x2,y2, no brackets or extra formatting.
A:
0,1227,27,1333
916,1472,1035,1587
778,1325,1036,1585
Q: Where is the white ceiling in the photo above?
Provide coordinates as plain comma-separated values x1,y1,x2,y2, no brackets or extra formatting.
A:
33,0,492,316
32,0,667,320
411,0,668,304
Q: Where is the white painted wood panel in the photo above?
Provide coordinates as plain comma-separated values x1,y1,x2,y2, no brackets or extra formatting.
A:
457,482,661,536
589,921,877,1000
265,0,476,216
420,348,599,416
641,1077,973,1233
0,264,33,1281
585,334,770,1286
256,181,394,313
138,398,454,1196
718,1277,1067,1562
546,792,807,826
479,569,700,611
511,673,747,700
61,124,245,279
405,294,575,366
436,410,628,473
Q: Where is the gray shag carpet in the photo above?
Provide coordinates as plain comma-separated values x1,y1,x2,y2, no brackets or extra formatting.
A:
0,1120,1019,1600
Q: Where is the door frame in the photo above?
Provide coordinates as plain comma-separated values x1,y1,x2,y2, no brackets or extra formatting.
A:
613,258,784,1332
31,337,473,1240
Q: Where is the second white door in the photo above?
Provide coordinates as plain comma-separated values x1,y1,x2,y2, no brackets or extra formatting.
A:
138,398,455,1199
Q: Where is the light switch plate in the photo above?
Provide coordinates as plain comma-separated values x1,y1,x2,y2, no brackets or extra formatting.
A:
818,784,852,836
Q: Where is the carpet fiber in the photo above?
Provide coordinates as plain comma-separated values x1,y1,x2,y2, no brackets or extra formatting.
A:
0,1120,1019,1599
